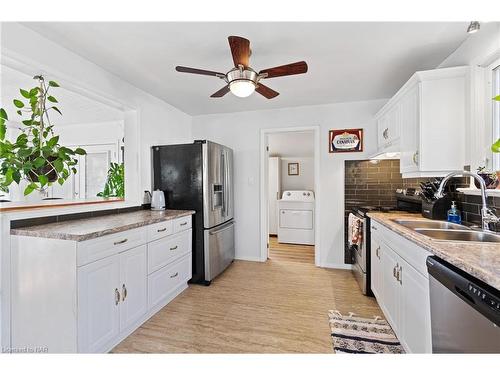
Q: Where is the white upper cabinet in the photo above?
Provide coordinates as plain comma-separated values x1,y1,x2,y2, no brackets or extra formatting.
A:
375,66,469,177
377,102,401,150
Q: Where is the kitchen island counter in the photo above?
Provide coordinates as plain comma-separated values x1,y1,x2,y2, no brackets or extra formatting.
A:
10,209,195,242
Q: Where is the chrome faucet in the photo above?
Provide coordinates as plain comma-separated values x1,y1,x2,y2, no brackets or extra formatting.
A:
434,171,500,231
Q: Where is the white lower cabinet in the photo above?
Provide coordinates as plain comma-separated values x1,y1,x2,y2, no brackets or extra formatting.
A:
119,245,148,335
78,245,148,353
77,252,121,353
370,231,383,301
11,214,193,353
370,219,432,353
381,242,401,334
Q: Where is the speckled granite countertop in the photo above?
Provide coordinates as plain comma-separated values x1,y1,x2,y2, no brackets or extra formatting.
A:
10,209,195,242
368,212,500,290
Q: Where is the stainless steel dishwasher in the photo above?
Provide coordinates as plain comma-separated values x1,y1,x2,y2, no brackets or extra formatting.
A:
426,256,500,353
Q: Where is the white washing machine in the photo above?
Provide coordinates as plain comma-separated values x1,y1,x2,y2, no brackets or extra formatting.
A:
277,190,315,245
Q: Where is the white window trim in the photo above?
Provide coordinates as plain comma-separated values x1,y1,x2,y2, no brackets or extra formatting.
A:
489,58,500,171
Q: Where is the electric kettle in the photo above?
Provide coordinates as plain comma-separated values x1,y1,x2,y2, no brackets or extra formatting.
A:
151,189,166,211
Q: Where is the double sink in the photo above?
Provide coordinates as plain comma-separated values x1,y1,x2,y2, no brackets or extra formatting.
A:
392,219,500,243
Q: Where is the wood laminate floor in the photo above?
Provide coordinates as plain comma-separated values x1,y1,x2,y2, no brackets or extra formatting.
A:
113,257,382,353
268,235,315,264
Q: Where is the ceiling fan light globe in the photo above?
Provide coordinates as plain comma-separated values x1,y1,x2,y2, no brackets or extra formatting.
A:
229,80,255,98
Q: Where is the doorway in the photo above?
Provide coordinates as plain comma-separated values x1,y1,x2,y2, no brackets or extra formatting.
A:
260,126,320,266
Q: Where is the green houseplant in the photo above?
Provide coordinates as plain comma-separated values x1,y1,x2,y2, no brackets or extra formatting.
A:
97,162,124,198
0,75,86,195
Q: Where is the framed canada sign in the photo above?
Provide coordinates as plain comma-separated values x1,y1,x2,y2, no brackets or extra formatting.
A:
329,128,363,153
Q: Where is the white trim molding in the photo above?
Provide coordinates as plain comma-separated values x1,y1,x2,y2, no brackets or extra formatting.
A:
259,125,321,266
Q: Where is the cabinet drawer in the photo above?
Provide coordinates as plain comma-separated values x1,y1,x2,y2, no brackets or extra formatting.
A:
148,253,192,309
147,229,192,274
77,228,147,267
147,220,173,242
173,215,192,233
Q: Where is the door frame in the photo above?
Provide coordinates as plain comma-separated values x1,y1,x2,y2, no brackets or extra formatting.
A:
259,126,321,266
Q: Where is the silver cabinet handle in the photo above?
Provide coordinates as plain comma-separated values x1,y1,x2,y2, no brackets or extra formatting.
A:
169,245,178,251
122,284,127,301
115,288,121,305
157,228,167,232
179,222,187,226
393,264,398,279
113,238,128,246
412,150,419,166
398,265,403,285
170,272,179,278
383,128,389,139
375,246,380,259
371,225,377,231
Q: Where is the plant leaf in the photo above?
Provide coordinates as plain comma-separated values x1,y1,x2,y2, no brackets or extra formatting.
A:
47,135,59,148
20,89,31,99
22,120,33,126
0,119,5,141
74,147,86,155
47,96,58,103
29,87,39,97
34,157,46,168
0,108,8,120
494,95,500,101
51,106,62,115
24,183,37,196
13,99,24,108
58,177,65,186
38,174,49,187
16,110,22,116
12,169,21,184
53,158,64,173
48,80,60,87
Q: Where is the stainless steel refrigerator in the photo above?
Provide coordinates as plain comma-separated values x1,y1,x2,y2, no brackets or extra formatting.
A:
152,140,234,285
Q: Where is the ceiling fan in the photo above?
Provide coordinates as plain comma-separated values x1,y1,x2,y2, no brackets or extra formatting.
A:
175,36,308,99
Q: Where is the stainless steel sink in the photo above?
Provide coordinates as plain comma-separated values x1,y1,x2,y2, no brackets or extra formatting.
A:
392,219,469,230
414,229,500,243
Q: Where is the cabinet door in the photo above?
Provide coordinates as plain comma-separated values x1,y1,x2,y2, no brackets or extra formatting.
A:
399,258,432,353
381,243,400,333
120,245,148,332
78,254,120,353
377,115,390,149
400,84,420,173
370,232,383,300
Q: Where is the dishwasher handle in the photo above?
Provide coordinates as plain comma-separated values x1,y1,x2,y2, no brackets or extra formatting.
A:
427,256,500,326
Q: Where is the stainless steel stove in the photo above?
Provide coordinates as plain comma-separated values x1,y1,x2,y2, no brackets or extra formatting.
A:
348,196,421,296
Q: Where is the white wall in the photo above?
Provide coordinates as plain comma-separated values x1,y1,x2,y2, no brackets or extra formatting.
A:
438,22,500,172
192,100,386,266
281,157,314,191
1,23,193,201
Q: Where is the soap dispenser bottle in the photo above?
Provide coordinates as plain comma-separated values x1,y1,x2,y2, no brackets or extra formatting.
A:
447,201,462,224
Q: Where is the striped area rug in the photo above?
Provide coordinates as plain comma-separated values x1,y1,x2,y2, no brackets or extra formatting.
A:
328,310,405,354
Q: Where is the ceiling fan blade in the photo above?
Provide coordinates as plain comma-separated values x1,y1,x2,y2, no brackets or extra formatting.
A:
255,83,279,99
210,85,230,98
176,66,225,77
228,36,250,68
259,61,308,79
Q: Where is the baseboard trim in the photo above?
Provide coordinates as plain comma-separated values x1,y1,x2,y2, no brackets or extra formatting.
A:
320,262,353,270
235,255,263,262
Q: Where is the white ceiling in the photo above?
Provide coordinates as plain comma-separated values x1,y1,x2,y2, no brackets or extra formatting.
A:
268,131,314,158
23,22,470,116
1,65,124,127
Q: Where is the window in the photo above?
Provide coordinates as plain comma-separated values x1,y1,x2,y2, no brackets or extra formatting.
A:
493,63,500,170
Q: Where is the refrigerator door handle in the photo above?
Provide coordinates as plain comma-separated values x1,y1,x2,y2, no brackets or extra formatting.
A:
224,149,230,218
221,151,226,217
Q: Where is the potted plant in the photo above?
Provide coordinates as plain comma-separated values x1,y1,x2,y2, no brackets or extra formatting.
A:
97,162,124,198
0,75,86,196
